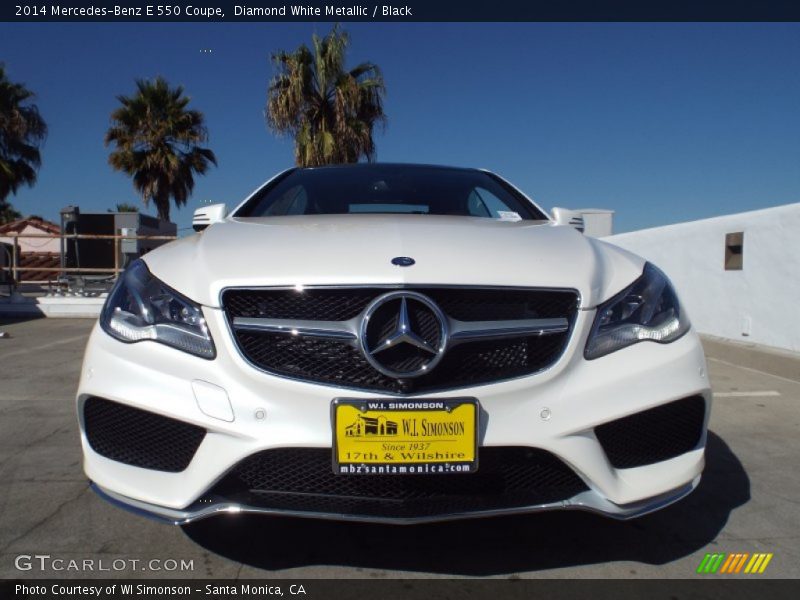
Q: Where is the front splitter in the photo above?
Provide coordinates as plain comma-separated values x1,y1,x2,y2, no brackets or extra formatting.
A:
89,476,700,526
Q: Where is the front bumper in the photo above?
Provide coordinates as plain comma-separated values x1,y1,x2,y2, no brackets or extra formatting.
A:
77,306,711,523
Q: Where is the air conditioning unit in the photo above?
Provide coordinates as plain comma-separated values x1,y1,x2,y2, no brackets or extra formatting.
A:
60,208,177,273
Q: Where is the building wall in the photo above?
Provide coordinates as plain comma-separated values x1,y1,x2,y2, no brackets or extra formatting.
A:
605,203,800,353
0,224,61,253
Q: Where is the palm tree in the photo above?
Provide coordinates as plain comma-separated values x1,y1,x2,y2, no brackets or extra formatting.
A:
111,202,139,213
0,64,47,216
0,199,21,225
266,25,387,166
105,77,216,221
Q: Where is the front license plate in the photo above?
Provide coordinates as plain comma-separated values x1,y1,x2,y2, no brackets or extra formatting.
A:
332,398,479,475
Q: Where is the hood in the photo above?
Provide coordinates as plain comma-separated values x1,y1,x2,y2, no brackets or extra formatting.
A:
143,214,644,309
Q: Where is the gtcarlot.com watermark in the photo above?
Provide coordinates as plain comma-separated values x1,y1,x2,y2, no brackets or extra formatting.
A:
14,554,194,572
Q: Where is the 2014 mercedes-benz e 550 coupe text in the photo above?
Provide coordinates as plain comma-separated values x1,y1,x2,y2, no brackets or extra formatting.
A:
77,164,711,525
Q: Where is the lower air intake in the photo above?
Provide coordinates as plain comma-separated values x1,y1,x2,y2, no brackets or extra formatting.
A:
83,397,205,473
211,446,589,519
595,395,706,469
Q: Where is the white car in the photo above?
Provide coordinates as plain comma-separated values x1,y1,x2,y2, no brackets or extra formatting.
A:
77,163,711,524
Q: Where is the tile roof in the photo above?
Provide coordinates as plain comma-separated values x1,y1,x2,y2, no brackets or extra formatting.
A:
0,216,60,235
17,252,60,282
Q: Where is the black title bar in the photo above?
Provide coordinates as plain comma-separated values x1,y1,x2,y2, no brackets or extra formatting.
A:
4,579,800,600
3,1,800,22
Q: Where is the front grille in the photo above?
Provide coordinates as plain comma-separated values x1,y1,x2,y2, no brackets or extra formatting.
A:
223,287,578,393
83,397,205,472
210,447,588,519
595,395,706,469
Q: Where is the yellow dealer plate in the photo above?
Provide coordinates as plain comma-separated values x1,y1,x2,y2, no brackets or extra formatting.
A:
332,398,479,475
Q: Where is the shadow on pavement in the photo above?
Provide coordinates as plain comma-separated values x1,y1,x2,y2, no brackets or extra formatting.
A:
182,431,748,575
0,315,45,327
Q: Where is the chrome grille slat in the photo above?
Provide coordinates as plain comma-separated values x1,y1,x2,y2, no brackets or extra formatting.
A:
232,316,358,341
448,317,569,343
232,315,567,343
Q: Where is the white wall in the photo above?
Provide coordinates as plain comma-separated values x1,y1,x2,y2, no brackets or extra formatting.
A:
0,224,60,253
605,203,800,353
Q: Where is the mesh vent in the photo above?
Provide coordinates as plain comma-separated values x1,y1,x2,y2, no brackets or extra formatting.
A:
212,447,589,519
595,396,706,469
83,397,205,472
427,288,577,321
224,288,375,321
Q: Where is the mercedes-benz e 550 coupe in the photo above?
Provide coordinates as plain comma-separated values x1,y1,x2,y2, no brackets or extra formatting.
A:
77,163,711,524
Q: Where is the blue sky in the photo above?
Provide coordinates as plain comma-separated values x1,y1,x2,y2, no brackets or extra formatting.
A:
1,22,798,233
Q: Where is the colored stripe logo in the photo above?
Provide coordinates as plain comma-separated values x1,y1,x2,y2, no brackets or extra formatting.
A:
697,552,773,574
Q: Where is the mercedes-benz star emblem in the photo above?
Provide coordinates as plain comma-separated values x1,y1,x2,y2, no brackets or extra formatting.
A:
359,291,448,379
391,256,415,267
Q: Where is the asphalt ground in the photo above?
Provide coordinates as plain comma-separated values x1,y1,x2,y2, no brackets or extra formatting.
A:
0,317,798,579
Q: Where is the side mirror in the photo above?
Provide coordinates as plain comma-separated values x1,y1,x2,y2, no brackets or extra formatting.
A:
192,203,227,232
551,207,585,233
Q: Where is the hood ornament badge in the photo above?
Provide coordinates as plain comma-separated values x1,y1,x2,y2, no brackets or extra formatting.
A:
391,256,415,267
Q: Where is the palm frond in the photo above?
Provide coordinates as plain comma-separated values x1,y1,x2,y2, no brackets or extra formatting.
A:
0,63,48,204
105,77,216,220
265,26,386,167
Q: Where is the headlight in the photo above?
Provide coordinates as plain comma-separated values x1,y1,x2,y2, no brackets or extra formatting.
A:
100,260,215,359
584,263,690,360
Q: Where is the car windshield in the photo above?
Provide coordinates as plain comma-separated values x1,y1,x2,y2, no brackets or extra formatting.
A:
235,165,547,220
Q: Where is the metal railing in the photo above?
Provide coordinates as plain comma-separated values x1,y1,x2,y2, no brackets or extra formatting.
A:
0,231,177,286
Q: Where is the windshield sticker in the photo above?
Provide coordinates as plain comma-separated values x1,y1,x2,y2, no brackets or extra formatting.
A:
497,211,522,222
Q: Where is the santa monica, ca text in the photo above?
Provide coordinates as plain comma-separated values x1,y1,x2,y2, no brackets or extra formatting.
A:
16,583,306,596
